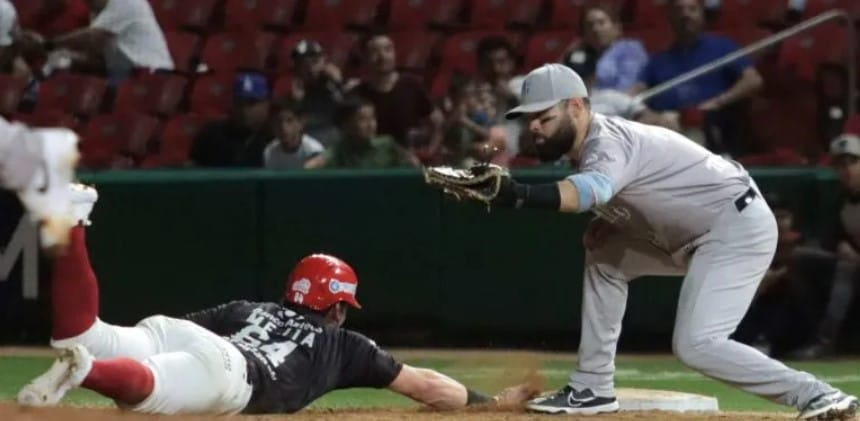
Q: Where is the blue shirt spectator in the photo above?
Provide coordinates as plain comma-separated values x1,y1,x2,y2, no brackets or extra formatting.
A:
638,33,751,111
594,39,649,92
632,0,763,158
562,4,648,92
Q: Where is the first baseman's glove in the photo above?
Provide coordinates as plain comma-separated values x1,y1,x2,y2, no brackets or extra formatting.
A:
423,163,513,208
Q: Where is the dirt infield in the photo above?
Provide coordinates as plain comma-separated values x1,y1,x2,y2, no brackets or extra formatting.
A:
0,403,795,421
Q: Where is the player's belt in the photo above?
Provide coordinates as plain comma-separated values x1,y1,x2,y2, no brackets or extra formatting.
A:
734,187,757,212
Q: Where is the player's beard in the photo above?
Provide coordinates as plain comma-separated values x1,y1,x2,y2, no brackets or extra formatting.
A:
535,114,577,163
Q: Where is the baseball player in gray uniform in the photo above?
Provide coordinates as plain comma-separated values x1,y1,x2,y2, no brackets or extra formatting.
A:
489,64,858,420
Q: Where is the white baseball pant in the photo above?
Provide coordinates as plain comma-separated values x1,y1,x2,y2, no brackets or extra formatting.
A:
52,315,252,415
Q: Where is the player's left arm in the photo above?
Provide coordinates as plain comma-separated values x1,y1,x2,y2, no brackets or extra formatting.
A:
493,174,611,213
494,140,624,213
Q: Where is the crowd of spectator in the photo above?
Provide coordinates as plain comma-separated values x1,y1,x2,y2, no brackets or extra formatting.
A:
0,0,854,170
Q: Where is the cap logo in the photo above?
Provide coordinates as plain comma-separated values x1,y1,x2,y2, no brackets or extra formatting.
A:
522,77,532,98
292,278,311,294
242,76,253,93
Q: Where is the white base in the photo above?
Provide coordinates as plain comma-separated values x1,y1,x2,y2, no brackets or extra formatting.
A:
616,388,720,412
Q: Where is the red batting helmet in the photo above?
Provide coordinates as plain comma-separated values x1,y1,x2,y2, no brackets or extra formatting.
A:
284,254,362,311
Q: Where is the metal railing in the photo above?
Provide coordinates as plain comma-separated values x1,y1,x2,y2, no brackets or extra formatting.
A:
634,9,857,116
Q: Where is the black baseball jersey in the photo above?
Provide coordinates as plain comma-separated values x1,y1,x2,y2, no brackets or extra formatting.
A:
183,300,403,414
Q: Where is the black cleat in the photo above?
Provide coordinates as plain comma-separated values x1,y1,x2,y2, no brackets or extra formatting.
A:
527,386,620,415
798,392,859,420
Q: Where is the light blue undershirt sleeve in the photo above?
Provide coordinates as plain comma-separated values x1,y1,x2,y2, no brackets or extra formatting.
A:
566,172,615,213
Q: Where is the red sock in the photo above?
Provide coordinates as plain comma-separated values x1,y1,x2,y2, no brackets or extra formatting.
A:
51,226,100,340
82,358,155,405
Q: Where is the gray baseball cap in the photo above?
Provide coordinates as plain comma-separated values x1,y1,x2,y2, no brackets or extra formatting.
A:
831,133,860,158
505,63,589,120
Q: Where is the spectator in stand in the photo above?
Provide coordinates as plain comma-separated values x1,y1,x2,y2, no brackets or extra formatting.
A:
22,0,89,38
284,39,345,147
476,36,521,117
190,73,273,168
631,0,762,157
263,99,325,170
787,134,860,359
562,3,648,93
306,98,418,169
37,0,174,83
350,33,441,149
475,36,526,156
570,50,681,131
437,75,507,166
0,0,36,77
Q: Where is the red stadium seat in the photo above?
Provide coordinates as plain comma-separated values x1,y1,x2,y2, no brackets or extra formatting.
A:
467,0,545,29
778,24,850,82
272,74,293,99
31,0,89,38
629,0,668,30
114,74,188,116
13,110,80,131
711,0,785,29
200,32,276,72
438,31,514,74
387,0,464,30
803,0,860,19
627,27,673,54
142,113,208,168
276,32,356,71
717,27,771,46
149,0,217,31
189,73,235,118
467,0,511,30
80,112,161,169
844,114,860,135
430,70,452,100
0,75,27,116
507,0,545,28
546,0,585,29
35,73,108,117
11,0,48,29
390,32,441,72
524,31,576,70
164,30,202,73
300,0,383,30
347,0,385,28
223,0,299,31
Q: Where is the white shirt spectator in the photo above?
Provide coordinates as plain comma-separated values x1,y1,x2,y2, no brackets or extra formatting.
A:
91,0,174,74
0,0,18,47
263,135,325,170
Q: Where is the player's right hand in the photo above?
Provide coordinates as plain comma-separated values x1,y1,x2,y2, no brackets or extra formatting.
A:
583,218,617,251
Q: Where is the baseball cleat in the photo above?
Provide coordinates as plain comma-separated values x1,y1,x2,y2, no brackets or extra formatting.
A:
15,128,80,252
17,344,93,407
526,386,620,415
69,183,98,226
798,391,859,420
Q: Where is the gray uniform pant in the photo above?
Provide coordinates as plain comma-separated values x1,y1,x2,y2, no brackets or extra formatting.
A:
570,191,836,410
